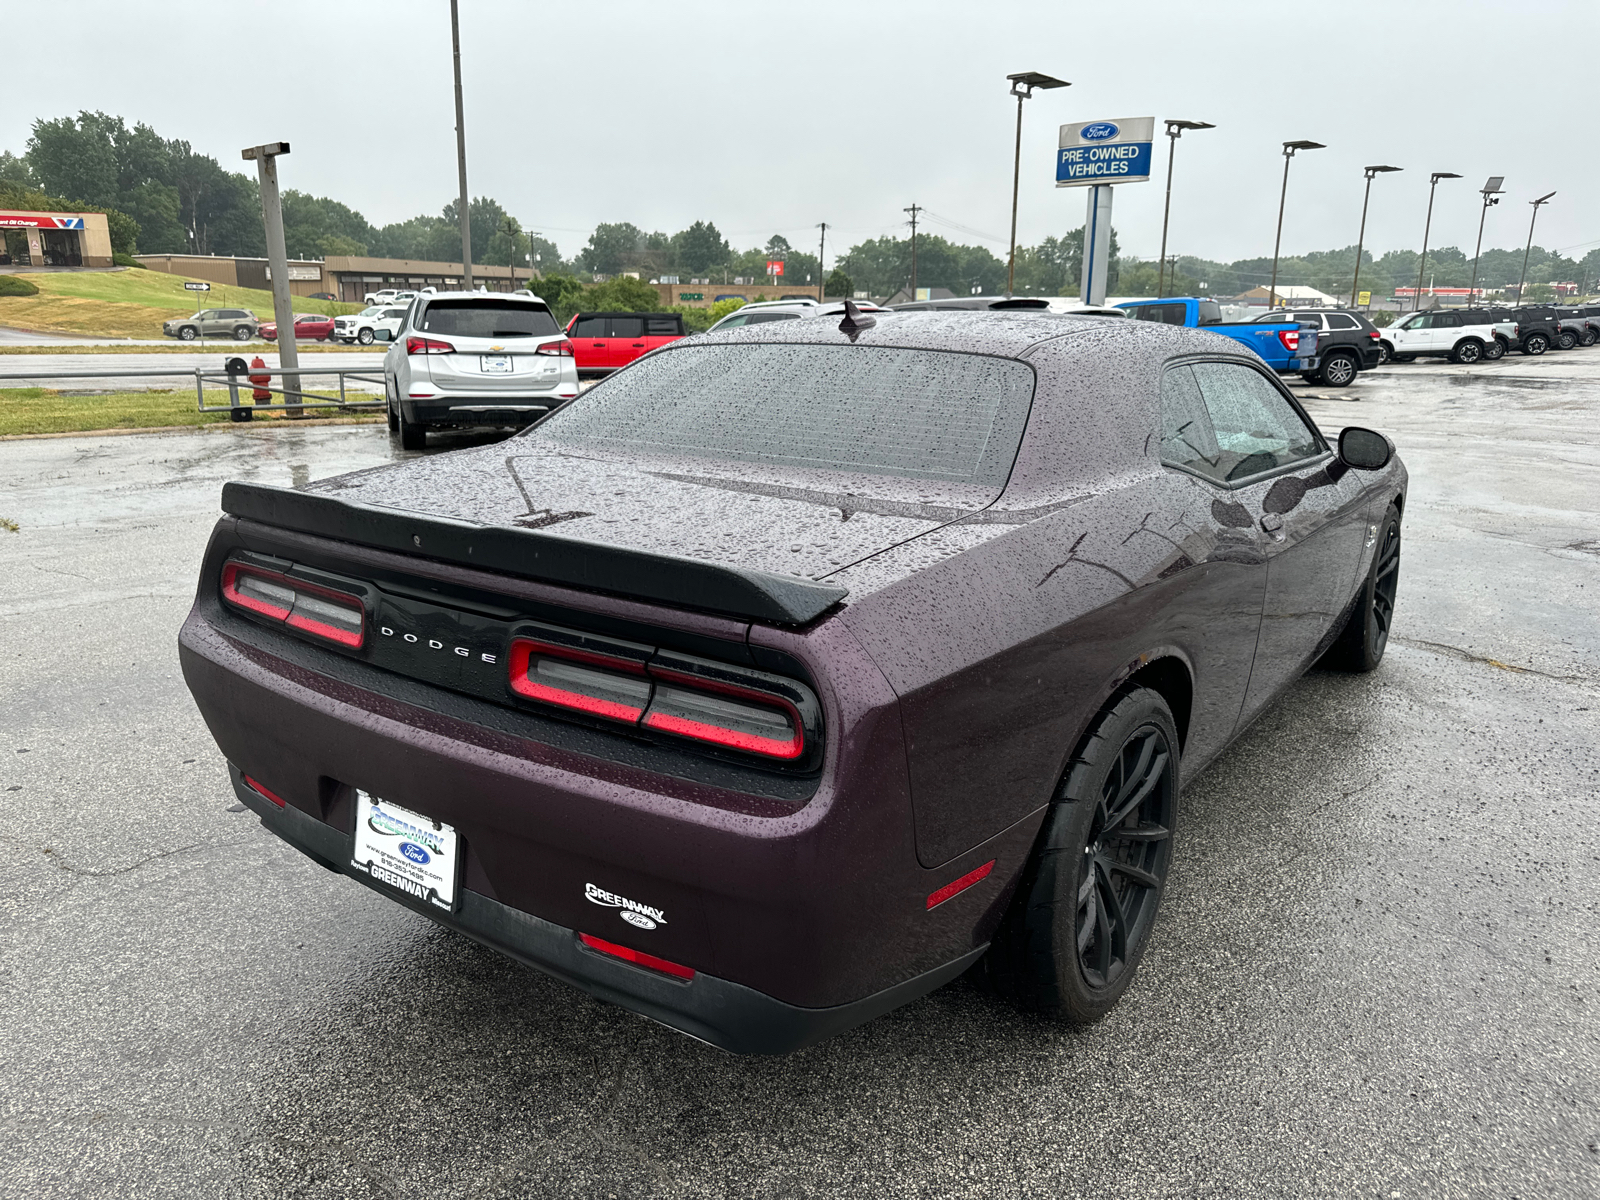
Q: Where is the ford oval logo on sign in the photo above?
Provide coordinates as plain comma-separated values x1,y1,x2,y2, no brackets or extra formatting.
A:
1081,122,1120,141
399,841,431,865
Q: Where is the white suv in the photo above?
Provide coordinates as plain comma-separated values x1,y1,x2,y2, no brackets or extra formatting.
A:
1380,310,1503,364
363,287,419,307
334,305,410,345
383,291,579,448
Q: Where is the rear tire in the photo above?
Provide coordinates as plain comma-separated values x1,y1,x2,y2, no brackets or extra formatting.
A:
1375,340,1393,365
1583,329,1598,347
1391,353,1416,363
1323,503,1401,673
1320,350,1358,387
1522,333,1548,355
983,686,1179,1023
233,326,252,342
1484,337,1506,361
1557,330,1578,351
398,404,426,450
1450,339,1483,364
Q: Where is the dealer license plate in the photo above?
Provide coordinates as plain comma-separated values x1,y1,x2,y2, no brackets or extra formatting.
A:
481,354,513,373
351,791,459,912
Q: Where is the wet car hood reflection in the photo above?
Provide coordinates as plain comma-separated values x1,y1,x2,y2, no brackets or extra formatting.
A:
305,439,1000,582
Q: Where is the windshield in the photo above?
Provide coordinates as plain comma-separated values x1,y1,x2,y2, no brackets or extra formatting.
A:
536,343,1035,487
360,306,384,317
418,299,559,338
1398,314,1427,330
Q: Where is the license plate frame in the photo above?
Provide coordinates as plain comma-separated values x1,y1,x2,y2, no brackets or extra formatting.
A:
351,791,459,912
481,354,513,374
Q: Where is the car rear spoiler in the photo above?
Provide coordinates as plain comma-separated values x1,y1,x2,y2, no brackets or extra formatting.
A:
220,482,848,625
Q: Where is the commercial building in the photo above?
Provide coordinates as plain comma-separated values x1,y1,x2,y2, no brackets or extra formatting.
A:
136,253,543,301
136,253,331,297
647,280,823,308
0,210,114,267
1232,284,1341,308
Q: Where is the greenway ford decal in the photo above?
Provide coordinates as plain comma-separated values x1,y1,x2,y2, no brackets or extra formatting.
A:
585,883,667,930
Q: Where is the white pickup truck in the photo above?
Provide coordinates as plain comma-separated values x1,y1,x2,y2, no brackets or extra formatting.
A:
361,288,418,307
333,304,410,345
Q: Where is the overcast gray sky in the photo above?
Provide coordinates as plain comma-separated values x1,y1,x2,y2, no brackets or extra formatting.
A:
8,0,1599,267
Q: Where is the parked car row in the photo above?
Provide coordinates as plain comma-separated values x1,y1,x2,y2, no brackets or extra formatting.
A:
1378,304,1600,363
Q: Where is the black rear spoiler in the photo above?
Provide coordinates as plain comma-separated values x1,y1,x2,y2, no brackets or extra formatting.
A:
220,482,848,626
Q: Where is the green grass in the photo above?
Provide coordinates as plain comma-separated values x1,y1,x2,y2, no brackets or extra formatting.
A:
0,268,361,339
0,342,378,355
0,387,382,436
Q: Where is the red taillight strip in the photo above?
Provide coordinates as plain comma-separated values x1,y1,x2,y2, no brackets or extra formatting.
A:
578,933,695,980
641,710,802,760
220,562,292,621
220,560,365,650
926,859,995,910
243,775,287,807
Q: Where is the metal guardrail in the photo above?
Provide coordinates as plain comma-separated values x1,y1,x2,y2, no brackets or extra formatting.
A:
0,362,386,422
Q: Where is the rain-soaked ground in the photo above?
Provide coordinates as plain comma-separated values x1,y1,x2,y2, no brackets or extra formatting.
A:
1,353,1596,1199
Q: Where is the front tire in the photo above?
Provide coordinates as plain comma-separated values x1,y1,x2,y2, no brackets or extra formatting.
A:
357,328,375,345
1320,350,1358,387
1323,503,1401,672
1391,353,1416,363
178,326,197,341
984,686,1179,1023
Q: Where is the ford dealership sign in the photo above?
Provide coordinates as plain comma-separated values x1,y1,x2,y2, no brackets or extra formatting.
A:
1057,117,1155,187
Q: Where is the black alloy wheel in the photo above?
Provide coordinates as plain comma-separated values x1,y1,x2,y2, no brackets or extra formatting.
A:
1557,330,1578,351
1484,337,1506,361
1523,333,1549,355
1321,350,1358,387
1324,503,1401,672
984,686,1179,1023
1452,339,1483,364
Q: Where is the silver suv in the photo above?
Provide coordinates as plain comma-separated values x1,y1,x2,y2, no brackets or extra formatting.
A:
162,308,259,342
383,291,579,449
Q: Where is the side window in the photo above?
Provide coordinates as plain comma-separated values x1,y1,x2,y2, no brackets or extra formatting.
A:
1435,311,1461,329
1292,312,1320,326
644,316,680,336
1196,300,1222,326
1159,365,1224,482
714,314,748,328
1137,303,1185,325
1324,313,1359,330
1188,361,1322,482
571,315,608,337
744,311,801,324
608,316,645,339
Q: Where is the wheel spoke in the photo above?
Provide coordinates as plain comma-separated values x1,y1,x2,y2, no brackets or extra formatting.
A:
1105,748,1168,830
1095,865,1127,959
1103,857,1161,890
1116,822,1171,843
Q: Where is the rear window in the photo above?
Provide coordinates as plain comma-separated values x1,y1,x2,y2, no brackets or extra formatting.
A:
1196,300,1222,326
419,299,558,338
536,343,1035,487
645,316,682,336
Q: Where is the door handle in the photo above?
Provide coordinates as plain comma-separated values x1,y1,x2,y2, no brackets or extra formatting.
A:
1260,512,1285,540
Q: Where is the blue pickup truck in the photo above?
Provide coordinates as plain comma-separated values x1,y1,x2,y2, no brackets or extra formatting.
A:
1117,297,1318,376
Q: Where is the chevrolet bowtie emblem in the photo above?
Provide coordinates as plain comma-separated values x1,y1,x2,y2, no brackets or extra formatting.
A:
490,344,503,351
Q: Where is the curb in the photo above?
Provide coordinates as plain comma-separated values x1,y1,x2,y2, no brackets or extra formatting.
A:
0,416,385,442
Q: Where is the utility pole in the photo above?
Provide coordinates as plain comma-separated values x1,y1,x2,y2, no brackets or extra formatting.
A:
450,0,473,291
1469,176,1504,304
1350,165,1401,309
1413,171,1461,311
817,222,828,301
241,141,299,414
904,203,922,300
1157,119,1214,299
1269,140,1324,310
1518,191,1556,304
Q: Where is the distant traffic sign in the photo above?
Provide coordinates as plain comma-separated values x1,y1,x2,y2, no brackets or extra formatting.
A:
184,281,211,292
1056,117,1155,187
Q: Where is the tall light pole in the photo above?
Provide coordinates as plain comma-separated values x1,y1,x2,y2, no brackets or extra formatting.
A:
1156,119,1214,298
1468,176,1504,305
1269,140,1324,309
1349,165,1401,309
449,0,473,290
1005,71,1070,297
1412,171,1461,310
1517,191,1557,305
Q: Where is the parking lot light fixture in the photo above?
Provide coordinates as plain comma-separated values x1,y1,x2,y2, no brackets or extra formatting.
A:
1005,72,1070,296
1269,140,1325,309
1413,172,1461,311
240,141,299,411
1157,120,1214,298
1350,165,1401,308
1517,191,1557,304
1468,177,1504,305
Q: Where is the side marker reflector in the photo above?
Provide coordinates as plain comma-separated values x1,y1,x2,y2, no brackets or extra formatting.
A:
926,859,996,910
243,775,287,808
579,933,695,980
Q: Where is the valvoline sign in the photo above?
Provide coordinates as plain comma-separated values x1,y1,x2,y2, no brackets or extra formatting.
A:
1056,117,1155,187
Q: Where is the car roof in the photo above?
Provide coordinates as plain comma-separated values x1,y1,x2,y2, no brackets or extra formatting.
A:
418,290,550,304
690,308,1213,358
889,296,1051,311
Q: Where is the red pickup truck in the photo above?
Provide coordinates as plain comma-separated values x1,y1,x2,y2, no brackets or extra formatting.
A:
564,312,686,377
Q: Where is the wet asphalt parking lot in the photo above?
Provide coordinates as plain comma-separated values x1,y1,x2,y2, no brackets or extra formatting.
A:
1,353,1597,1199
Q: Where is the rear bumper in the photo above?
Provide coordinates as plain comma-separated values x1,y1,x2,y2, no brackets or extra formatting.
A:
402,395,574,426
231,765,984,1054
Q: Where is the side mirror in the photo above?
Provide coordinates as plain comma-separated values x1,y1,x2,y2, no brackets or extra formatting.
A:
375,328,393,341
1339,426,1393,470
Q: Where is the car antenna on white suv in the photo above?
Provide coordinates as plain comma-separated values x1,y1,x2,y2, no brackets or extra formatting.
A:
839,299,876,335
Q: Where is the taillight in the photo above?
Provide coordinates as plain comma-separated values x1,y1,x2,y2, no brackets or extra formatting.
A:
578,933,695,980
506,631,816,763
405,335,454,355
1368,330,1380,339
1277,330,1300,352
221,561,365,648
535,339,574,357
508,637,650,721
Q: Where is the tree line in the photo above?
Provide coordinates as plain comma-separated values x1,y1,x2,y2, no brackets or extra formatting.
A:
3,111,1596,301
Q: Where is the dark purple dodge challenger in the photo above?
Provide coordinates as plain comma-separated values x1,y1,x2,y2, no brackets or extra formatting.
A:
180,310,1406,1053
